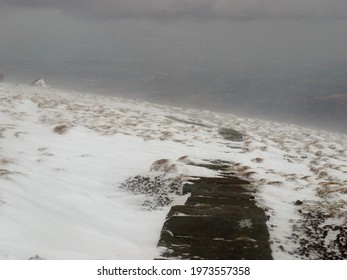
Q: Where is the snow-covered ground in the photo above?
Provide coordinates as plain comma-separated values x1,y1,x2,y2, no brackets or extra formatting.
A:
0,82,346,259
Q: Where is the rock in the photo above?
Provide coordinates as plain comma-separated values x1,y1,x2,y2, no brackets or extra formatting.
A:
0,74,4,82
29,255,45,260
294,200,303,206
31,77,47,88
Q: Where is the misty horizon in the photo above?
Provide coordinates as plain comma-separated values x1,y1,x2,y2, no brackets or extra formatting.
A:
1,1,347,132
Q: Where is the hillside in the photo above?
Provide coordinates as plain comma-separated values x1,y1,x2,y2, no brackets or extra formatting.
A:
0,83,346,259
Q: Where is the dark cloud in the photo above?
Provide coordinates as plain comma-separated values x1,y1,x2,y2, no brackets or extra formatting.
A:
1,0,347,21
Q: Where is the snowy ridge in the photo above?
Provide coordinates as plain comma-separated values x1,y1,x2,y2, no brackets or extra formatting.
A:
0,82,346,259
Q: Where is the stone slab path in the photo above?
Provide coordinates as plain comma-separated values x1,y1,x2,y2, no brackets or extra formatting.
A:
157,174,273,259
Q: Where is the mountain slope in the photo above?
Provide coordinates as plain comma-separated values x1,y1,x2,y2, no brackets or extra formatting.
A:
0,83,346,259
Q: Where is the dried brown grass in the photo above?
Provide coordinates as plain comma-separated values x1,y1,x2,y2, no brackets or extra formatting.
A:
53,124,69,135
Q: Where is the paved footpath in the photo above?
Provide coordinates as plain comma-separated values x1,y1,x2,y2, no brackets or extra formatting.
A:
157,167,273,260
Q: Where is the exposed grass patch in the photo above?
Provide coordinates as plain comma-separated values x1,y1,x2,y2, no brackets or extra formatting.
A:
293,200,347,259
53,124,69,135
120,174,183,210
150,159,178,174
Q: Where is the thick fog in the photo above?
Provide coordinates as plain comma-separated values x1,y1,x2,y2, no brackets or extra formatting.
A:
1,1,347,132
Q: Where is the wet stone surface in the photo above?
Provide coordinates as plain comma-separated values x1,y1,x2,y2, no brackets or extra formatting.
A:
157,175,273,260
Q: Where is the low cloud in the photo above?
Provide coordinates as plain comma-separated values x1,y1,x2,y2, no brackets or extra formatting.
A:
1,0,347,21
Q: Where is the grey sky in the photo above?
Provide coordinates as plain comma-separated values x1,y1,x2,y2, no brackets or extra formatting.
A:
1,0,347,21
1,1,346,62
1,1,347,131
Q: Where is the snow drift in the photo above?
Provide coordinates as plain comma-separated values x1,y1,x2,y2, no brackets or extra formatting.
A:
0,82,346,259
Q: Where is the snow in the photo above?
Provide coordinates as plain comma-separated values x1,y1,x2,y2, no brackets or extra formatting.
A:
0,82,346,259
